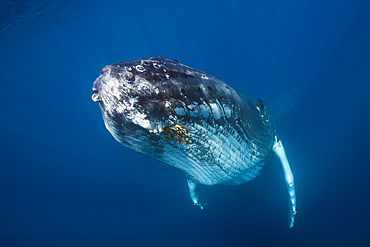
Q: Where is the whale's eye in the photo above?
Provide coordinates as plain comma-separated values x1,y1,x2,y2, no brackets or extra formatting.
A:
125,72,134,82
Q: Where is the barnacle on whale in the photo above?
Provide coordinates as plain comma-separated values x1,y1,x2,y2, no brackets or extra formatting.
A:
163,124,192,144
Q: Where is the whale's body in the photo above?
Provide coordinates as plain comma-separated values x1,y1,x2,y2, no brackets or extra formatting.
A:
92,57,297,227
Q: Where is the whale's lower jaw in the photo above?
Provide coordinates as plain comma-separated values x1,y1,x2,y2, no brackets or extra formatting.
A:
106,116,274,185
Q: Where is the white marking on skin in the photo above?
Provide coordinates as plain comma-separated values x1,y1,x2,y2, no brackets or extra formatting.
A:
209,103,221,120
165,101,171,107
110,79,123,100
116,106,124,113
131,112,151,129
153,62,161,69
223,104,232,118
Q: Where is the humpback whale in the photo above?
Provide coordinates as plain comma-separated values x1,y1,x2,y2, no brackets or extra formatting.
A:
92,56,297,227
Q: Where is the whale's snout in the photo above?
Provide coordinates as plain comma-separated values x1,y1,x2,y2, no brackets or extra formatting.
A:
91,77,103,103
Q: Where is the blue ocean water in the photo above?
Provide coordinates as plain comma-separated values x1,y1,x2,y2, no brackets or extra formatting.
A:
1,0,369,246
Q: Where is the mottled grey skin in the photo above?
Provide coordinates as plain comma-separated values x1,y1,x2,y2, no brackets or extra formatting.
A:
92,56,276,185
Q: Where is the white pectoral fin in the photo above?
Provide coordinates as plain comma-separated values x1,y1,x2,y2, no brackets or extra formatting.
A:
272,137,297,228
187,179,208,210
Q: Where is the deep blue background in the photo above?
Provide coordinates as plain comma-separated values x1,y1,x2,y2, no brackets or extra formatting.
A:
1,0,369,246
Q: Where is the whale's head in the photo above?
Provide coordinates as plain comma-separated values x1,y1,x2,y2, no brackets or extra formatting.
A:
91,57,204,147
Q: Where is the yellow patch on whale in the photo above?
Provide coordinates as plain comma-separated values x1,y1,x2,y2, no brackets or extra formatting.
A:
163,124,192,144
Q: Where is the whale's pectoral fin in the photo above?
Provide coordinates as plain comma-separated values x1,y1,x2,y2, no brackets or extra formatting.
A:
187,179,208,210
272,137,297,228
